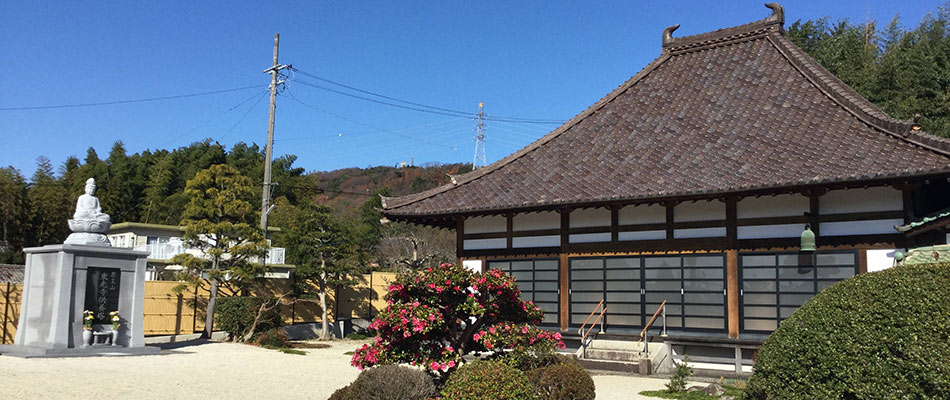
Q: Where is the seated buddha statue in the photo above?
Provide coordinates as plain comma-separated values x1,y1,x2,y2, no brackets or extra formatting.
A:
73,178,110,222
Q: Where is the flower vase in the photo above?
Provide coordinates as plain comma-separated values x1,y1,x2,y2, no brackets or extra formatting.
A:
110,329,118,346
82,329,92,348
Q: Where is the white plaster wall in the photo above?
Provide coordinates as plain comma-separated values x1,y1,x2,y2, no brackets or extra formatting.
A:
462,259,484,273
737,223,803,239
819,219,904,236
674,227,727,239
464,215,506,234
569,232,612,243
618,230,666,241
819,187,902,215
867,249,900,272
463,238,507,250
737,194,809,219
513,211,559,231
675,201,725,222
619,204,665,225
570,208,611,228
512,235,560,248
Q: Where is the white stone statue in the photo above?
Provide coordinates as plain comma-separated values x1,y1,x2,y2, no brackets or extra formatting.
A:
65,178,112,246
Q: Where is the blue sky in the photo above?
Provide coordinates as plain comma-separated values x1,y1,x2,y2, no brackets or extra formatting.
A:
1,1,946,176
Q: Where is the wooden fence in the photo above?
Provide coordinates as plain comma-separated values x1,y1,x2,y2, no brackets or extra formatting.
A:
0,272,396,344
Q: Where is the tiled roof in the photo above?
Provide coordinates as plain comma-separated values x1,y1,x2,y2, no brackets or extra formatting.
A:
895,207,950,237
0,264,24,284
383,4,950,223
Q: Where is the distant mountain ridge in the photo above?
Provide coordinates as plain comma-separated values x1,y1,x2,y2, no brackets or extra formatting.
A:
312,162,473,214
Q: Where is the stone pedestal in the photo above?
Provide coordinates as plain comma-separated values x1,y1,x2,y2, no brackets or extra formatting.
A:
0,244,159,357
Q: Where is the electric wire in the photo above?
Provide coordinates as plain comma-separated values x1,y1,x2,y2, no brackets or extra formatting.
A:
156,89,269,149
290,68,564,124
219,90,269,141
0,85,267,111
285,87,459,151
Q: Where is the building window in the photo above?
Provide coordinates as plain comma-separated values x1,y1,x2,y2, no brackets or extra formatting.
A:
739,251,857,333
487,259,559,325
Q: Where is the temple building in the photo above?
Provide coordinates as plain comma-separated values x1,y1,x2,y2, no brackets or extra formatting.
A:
381,4,950,343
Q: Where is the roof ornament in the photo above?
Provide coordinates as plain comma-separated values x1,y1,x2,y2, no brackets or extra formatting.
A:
447,173,459,185
912,114,922,131
765,3,784,26
662,24,680,47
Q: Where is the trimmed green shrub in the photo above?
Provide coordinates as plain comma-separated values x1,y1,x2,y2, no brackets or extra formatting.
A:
215,296,282,340
744,263,950,399
345,365,436,400
345,332,368,340
442,360,537,400
527,360,595,400
328,385,351,400
254,328,290,348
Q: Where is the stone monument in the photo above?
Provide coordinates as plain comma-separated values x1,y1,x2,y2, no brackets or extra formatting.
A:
0,178,159,357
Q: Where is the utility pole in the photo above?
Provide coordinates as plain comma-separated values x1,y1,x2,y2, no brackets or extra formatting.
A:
261,33,290,234
472,102,486,169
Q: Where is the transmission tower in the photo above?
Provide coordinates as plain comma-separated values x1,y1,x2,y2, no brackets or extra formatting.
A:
472,102,486,169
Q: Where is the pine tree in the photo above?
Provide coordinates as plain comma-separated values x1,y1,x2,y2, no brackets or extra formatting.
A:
169,164,266,339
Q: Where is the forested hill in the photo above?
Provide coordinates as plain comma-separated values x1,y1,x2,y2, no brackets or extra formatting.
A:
312,163,473,215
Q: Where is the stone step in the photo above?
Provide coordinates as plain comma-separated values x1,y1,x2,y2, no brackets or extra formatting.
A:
577,358,641,374
583,348,643,362
587,338,646,352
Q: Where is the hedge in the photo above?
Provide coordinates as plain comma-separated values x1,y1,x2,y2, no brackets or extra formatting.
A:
744,263,950,399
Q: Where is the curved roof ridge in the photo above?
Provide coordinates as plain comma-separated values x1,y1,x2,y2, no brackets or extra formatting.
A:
766,33,950,157
383,53,672,210
662,3,784,54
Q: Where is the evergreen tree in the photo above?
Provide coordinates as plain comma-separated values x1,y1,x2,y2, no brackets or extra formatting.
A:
0,167,29,263
169,164,266,338
26,157,70,246
283,201,360,340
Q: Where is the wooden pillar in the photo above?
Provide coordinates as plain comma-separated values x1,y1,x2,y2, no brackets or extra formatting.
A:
559,253,570,331
726,250,739,339
858,249,868,274
725,197,738,248
506,214,514,249
455,217,464,264
559,209,571,331
665,202,675,240
610,206,620,242
808,190,823,241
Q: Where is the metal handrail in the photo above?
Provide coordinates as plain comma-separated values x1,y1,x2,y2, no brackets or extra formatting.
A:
638,300,667,354
577,298,605,335
578,299,606,358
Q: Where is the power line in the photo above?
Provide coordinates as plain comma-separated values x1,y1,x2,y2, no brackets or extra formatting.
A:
285,88,460,151
290,68,564,124
157,89,269,149
219,90,269,141
0,85,266,111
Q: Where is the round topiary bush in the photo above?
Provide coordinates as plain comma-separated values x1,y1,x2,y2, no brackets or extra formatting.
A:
346,365,436,400
744,263,950,399
442,360,537,400
527,359,595,400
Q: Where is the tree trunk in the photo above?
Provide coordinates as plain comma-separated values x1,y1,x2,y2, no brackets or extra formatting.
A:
202,257,220,339
319,259,329,340
203,278,218,339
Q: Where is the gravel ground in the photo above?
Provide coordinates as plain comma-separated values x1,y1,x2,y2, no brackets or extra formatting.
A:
0,340,674,399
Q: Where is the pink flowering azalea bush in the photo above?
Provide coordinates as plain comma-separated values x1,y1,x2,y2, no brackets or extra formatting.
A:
351,263,564,378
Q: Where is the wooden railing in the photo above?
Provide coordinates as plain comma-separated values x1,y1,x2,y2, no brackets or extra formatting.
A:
638,300,667,354
578,299,606,357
